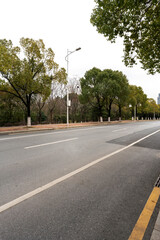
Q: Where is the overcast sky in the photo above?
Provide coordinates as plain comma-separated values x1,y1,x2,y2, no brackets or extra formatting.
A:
1,0,159,101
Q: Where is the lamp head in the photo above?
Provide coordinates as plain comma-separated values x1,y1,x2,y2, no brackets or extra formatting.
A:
76,47,81,51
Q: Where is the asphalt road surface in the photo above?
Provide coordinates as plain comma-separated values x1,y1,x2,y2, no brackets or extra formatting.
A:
0,121,160,240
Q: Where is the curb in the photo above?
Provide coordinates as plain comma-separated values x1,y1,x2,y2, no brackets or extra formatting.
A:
0,120,130,135
150,211,160,240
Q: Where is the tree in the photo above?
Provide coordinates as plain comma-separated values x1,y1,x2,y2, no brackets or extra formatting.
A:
47,96,60,123
34,95,46,124
46,80,66,123
0,38,66,126
0,91,25,125
91,0,160,74
144,98,158,119
98,69,119,120
128,85,147,119
80,68,130,121
113,71,129,120
67,78,82,123
80,67,105,121
98,69,129,121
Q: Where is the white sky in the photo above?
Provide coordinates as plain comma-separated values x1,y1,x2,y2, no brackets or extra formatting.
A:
0,0,159,102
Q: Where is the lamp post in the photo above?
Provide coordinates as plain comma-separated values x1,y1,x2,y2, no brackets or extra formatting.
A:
129,104,136,120
65,48,81,125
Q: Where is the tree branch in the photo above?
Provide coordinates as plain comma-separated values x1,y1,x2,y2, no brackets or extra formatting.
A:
0,89,27,107
2,74,27,107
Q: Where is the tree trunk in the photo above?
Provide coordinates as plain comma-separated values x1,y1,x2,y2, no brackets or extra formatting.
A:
97,98,103,121
108,102,112,118
49,110,53,124
106,99,112,122
100,116,103,122
119,105,122,121
136,105,138,119
38,110,42,124
26,97,31,127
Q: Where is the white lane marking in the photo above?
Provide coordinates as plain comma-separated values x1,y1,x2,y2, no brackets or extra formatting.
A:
0,129,160,213
25,138,78,149
0,126,109,141
112,128,127,132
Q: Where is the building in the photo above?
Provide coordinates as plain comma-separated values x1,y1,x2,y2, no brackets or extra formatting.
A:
157,94,160,105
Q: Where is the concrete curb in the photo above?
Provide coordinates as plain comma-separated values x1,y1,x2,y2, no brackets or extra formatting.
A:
1,119,155,135
150,211,160,240
0,128,56,135
0,120,131,135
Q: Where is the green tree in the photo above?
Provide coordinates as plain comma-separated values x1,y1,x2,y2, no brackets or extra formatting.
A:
0,38,66,126
98,69,129,121
144,98,158,119
128,85,147,119
113,71,129,120
0,92,25,125
91,0,160,74
80,68,130,121
98,69,119,120
80,67,105,121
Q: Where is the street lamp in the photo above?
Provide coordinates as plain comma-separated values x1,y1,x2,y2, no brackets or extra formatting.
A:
129,104,136,120
65,47,81,125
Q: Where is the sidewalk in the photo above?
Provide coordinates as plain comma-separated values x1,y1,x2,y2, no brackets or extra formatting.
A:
0,120,127,134
0,119,158,134
151,211,160,240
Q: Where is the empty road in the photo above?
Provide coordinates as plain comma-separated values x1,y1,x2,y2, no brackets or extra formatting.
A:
0,121,160,239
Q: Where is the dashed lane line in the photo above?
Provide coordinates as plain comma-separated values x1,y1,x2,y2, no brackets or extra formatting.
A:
25,138,78,149
0,129,160,214
112,128,127,132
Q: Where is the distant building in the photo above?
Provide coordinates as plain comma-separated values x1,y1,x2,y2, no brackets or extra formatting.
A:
157,94,160,105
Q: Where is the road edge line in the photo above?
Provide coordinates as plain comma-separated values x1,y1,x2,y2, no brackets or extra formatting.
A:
0,129,160,214
128,187,160,240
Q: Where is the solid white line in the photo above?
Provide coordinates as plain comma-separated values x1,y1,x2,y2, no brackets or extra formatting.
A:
25,138,78,149
0,129,160,214
112,128,127,132
0,126,108,141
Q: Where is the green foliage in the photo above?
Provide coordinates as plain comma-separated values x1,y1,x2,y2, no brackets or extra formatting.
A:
128,85,147,118
129,85,147,107
0,38,67,124
144,98,158,117
80,67,105,118
0,92,25,125
91,0,160,74
80,67,130,119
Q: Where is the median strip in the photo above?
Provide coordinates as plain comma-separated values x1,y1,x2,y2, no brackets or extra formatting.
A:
25,138,78,149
